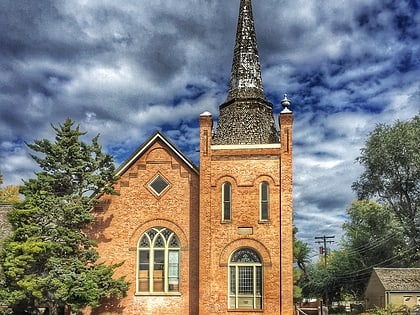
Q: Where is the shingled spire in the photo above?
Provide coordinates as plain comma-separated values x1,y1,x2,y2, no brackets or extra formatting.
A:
227,0,265,101
212,0,278,145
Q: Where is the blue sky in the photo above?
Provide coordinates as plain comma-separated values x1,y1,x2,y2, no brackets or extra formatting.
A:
0,0,419,255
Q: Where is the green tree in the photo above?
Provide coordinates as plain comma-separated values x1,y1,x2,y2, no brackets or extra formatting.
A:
294,228,311,280
341,200,408,267
0,172,20,203
301,200,408,302
0,119,128,314
352,115,420,261
300,261,336,302
293,228,311,301
321,200,409,300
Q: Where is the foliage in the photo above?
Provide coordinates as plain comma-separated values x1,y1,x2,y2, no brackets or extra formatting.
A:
293,268,303,300
0,173,20,203
300,262,335,301
0,119,128,314
352,115,420,261
369,304,410,315
294,228,311,278
301,200,410,302
293,227,311,301
298,115,420,303
341,200,409,267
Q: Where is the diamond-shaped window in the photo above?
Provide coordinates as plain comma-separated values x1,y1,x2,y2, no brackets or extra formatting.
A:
148,174,170,197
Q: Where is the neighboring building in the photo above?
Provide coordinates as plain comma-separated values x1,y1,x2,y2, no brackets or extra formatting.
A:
86,0,294,314
365,268,420,310
0,204,12,245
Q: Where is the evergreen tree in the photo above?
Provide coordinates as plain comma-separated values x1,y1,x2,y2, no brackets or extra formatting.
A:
0,119,128,314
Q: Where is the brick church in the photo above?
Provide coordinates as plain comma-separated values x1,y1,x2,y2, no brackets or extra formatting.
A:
87,0,294,314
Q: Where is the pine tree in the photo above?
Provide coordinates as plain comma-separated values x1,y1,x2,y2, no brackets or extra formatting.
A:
0,119,128,314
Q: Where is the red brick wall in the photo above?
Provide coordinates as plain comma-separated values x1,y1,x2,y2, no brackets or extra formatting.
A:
280,112,294,315
83,109,293,315
199,111,294,315
85,138,199,315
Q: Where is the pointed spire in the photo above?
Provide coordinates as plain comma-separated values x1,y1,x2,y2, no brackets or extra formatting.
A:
212,0,278,145
227,0,265,101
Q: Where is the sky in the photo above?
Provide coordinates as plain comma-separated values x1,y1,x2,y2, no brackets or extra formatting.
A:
0,0,419,257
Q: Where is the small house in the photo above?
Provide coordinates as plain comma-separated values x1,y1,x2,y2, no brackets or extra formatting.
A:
365,268,420,310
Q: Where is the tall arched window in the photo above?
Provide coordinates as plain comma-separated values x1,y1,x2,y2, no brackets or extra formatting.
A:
260,181,269,221
222,182,232,222
228,248,262,310
137,227,180,293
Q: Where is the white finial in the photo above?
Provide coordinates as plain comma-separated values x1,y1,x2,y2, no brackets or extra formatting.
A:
281,94,292,113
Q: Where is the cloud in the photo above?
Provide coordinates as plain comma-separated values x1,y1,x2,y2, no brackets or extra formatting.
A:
0,0,418,255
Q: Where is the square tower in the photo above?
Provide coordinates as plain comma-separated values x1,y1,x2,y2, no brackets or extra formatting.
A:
198,0,294,313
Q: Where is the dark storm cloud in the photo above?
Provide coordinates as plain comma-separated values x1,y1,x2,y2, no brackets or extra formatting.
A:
0,0,418,252
0,1,96,61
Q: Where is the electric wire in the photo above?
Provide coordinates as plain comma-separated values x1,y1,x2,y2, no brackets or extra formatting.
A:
329,245,417,280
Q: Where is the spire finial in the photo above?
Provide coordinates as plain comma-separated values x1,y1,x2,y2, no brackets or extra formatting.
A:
226,0,265,101
281,94,292,113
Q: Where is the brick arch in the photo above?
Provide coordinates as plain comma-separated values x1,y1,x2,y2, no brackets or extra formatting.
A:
129,218,189,250
219,238,272,267
145,146,171,162
213,175,238,188
252,174,279,187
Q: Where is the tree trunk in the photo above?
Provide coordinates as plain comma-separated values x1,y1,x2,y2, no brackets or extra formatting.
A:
46,302,60,315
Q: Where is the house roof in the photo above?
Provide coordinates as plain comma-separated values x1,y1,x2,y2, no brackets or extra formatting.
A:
115,131,199,176
373,268,420,291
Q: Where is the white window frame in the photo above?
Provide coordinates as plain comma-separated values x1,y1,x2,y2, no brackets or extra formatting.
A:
228,248,263,310
137,227,180,295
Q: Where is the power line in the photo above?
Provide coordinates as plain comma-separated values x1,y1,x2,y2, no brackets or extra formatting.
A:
341,234,397,256
315,235,335,267
331,245,418,280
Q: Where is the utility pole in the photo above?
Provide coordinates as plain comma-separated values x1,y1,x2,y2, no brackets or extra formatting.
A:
315,235,335,267
315,235,335,308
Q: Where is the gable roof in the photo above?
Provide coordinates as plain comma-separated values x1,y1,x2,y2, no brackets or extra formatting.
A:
115,131,199,176
372,268,420,291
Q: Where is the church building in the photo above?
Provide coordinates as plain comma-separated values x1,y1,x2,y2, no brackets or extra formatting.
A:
87,0,294,314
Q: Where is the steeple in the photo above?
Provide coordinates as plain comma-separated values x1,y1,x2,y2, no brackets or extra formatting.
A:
227,0,265,101
212,0,278,145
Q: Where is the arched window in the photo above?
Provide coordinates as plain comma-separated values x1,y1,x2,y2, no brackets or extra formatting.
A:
260,181,269,221
137,227,180,293
222,182,232,222
228,248,263,310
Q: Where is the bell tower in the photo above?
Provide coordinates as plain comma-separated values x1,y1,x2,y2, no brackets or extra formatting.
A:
199,0,294,314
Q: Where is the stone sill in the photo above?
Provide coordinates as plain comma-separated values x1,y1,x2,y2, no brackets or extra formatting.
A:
134,292,181,297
